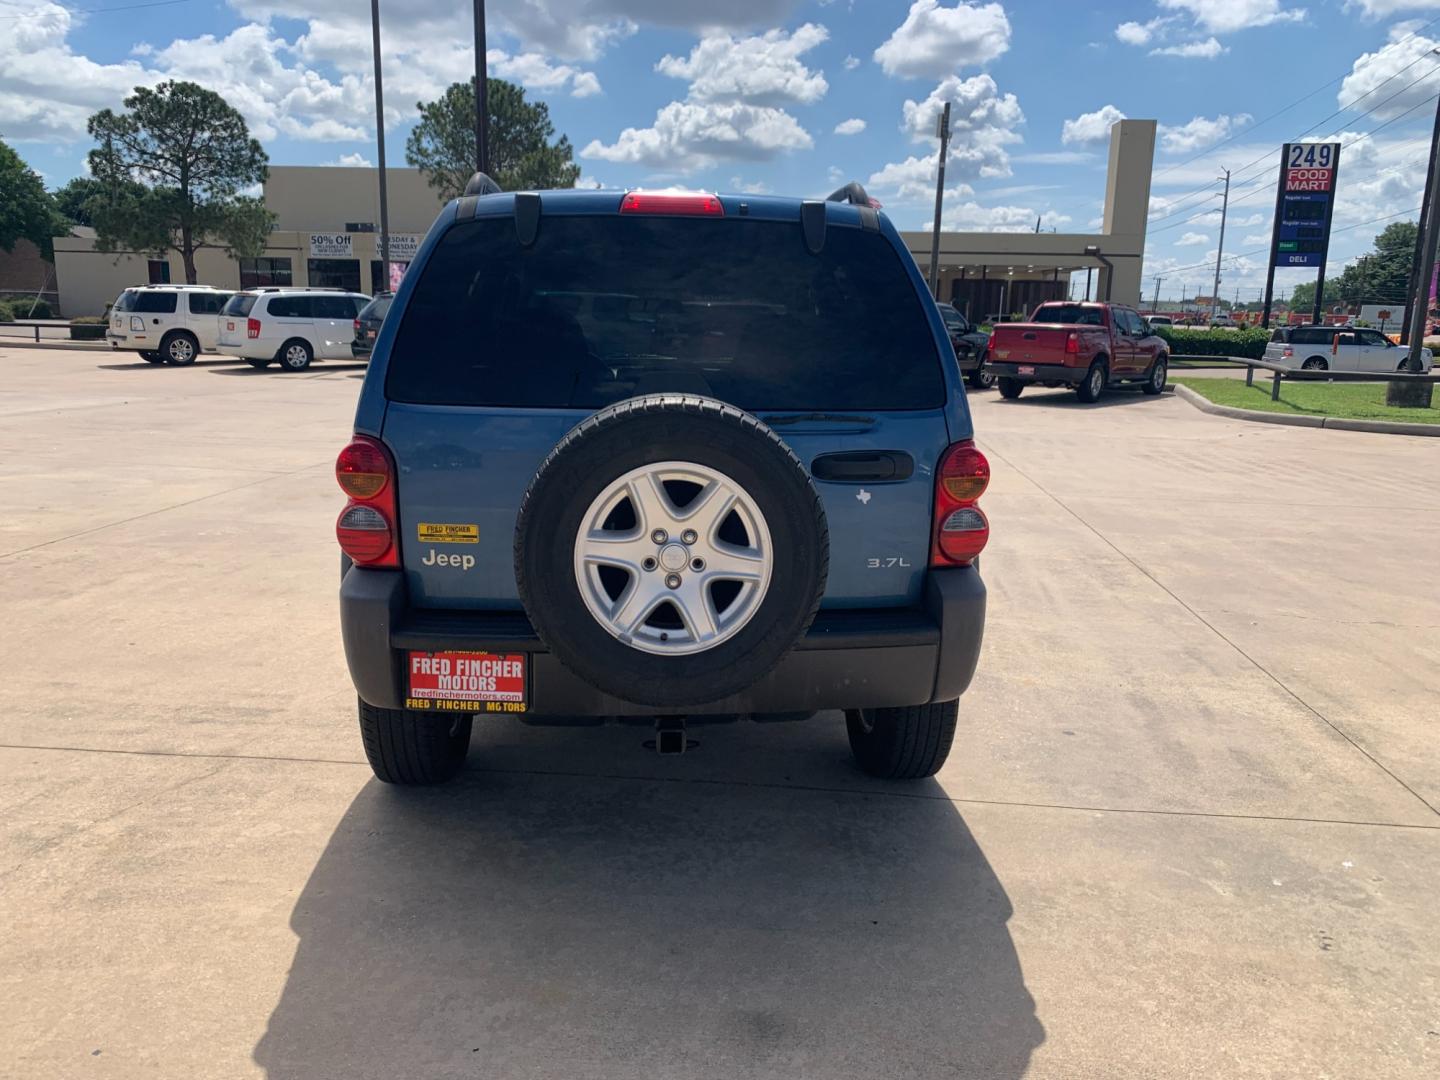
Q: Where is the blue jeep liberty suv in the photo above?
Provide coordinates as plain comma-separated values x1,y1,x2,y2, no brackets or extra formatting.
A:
336,179,989,785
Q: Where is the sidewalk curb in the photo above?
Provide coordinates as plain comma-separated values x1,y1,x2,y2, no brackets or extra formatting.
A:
1172,383,1440,437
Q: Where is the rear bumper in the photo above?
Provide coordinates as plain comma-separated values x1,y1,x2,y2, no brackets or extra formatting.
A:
985,360,1086,383
351,340,373,358
340,566,986,715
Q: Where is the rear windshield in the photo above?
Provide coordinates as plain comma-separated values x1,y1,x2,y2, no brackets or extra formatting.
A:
385,215,944,410
361,296,393,321
1030,304,1104,326
1289,327,1334,344
113,290,176,313
223,294,258,317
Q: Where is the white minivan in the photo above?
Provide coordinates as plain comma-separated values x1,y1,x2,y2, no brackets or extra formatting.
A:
1265,325,1434,373
216,288,371,370
107,285,233,364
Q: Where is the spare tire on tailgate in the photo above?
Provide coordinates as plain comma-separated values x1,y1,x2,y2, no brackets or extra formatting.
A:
515,395,829,707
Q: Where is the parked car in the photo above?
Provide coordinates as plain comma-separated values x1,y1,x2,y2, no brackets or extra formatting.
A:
1264,325,1434,372
106,284,233,364
1147,314,1173,327
937,302,995,388
216,288,371,370
351,294,393,359
985,301,1168,401
336,180,989,785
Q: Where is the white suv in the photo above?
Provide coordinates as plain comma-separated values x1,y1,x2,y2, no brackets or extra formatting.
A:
217,288,371,371
107,285,234,365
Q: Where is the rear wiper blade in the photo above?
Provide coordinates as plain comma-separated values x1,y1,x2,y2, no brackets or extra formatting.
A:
762,412,876,425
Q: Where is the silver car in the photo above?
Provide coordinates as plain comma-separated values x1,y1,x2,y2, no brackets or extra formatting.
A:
1265,325,1433,373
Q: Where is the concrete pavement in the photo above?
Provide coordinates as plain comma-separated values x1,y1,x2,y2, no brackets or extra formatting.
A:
2,349,1437,1078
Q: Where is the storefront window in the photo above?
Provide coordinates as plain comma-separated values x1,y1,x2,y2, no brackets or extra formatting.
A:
239,257,293,288
307,258,361,292
147,259,170,284
369,260,407,294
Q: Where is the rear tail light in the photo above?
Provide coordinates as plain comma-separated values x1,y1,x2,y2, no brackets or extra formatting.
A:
1065,331,1079,355
1282,346,1293,359
247,318,261,339
931,440,990,567
354,318,361,334
987,332,995,352
336,435,399,568
620,191,724,216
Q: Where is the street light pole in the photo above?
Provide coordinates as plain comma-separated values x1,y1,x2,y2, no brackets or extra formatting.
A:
473,0,489,175
1393,95,1440,407
369,0,390,292
927,102,952,298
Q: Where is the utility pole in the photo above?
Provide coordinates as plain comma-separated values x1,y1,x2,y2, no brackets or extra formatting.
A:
1084,267,1092,301
927,102,952,298
1151,276,1163,312
369,0,390,293
1210,169,1230,325
1401,52,1440,345
473,0,489,174
1394,97,1440,407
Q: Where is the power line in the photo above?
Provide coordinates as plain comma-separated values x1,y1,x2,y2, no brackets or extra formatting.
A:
0,0,195,18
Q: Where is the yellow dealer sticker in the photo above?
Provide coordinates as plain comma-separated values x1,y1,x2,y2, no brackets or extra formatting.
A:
417,522,479,544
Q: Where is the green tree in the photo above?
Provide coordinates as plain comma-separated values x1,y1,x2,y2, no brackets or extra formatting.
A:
85,80,274,284
0,139,63,257
406,77,580,199
52,176,122,229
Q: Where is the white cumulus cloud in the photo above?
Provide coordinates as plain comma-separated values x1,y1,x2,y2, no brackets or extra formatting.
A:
1150,37,1226,58
873,1,1012,78
582,101,812,171
834,117,866,135
1158,113,1252,153
1061,104,1126,146
656,24,829,105
1176,231,1210,246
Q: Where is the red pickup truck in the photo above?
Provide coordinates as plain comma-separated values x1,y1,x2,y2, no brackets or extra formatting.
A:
985,302,1168,402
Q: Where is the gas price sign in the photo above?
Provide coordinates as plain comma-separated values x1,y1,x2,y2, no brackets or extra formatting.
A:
1272,143,1340,268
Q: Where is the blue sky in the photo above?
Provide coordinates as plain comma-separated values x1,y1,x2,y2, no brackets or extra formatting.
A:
4,0,1440,301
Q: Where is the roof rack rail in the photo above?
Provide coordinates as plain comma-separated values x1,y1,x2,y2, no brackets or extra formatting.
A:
825,181,881,209
463,171,504,197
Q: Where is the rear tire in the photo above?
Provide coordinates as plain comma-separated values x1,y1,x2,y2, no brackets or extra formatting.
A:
1301,357,1328,371
247,358,271,369
997,376,1024,399
846,700,958,779
139,351,164,364
1142,354,1168,395
968,357,995,389
278,339,314,371
1075,360,1107,403
358,699,472,785
162,331,198,366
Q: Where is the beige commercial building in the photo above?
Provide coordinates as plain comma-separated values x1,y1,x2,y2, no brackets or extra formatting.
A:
53,119,1154,318
902,119,1156,319
53,167,448,316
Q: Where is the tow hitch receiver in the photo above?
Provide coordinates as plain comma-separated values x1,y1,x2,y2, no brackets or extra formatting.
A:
651,716,690,755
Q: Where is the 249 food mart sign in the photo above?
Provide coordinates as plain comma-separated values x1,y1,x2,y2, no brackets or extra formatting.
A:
1272,143,1340,268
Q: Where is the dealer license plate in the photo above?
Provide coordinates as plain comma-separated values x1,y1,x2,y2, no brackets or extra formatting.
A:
405,650,528,713
1018,365,1036,375
366,328,376,338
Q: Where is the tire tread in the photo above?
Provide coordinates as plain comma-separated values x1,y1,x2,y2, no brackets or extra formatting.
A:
357,698,471,785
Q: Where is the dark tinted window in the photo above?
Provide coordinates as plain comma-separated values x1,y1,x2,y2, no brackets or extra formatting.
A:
313,295,357,319
387,216,943,410
1031,303,1103,326
267,296,313,318
1358,330,1391,347
307,258,361,292
113,290,137,312
132,291,177,313
188,292,228,315
360,296,392,322
1289,327,1333,345
239,257,292,288
147,259,170,284
222,294,258,317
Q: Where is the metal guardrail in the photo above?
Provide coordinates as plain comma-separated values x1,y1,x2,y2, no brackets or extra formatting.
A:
1,320,70,343
1171,354,1440,401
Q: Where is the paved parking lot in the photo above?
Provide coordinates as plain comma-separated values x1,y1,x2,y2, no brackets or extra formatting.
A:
3,345,1438,1079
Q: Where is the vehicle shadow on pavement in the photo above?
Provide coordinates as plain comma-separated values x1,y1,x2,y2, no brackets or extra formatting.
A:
253,722,1044,1080
999,389,1159,409
95,359,237,370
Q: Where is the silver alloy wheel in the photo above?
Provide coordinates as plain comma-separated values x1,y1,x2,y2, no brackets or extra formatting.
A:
284,343,309,369
1089,367,1104,396
573,461,772,656
168,335,195,362
1152,357,1167,389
